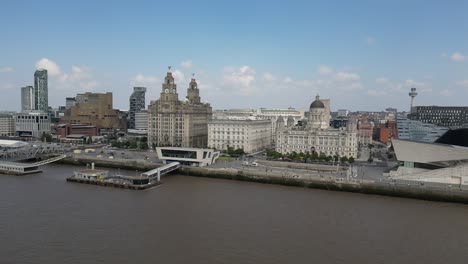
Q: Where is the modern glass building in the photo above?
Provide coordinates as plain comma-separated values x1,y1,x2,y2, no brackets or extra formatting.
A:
34,69,48,112
397,117,448,143
21,86,35,112
408,106,468,129
128,87,146,129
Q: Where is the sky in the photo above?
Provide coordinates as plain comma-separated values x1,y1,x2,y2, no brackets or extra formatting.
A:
1,0,468,112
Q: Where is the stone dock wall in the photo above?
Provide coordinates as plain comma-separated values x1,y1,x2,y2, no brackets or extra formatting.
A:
58,156,468,204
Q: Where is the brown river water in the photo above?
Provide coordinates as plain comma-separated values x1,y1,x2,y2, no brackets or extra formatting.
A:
1,164,468,264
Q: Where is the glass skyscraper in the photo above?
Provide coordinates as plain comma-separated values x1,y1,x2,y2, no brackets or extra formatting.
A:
34,69,48,112
21,86,34,112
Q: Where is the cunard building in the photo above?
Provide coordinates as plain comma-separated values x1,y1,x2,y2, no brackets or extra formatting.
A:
148,70,212,148
276,95,358,158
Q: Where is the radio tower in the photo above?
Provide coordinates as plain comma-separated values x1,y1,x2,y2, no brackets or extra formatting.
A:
409,87,418,113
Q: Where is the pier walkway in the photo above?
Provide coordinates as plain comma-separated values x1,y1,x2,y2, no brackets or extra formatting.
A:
142,162,181,181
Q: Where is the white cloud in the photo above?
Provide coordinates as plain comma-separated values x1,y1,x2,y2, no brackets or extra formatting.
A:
457,80,468,89
181,60,193,69
365,36,376,45
375,77,389,84
262,72,276,82
367,89,386,96
0,67,13,73
318,65,333,75
222,66,256,95
34,58,100,93
133,74,160,86
334,72,360,82
35,58,62,76
172,70,186,85
439,89,453,97
450,52,465,62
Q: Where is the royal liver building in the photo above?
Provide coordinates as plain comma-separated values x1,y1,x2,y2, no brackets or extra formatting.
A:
276,95,358,158
148,70,212,148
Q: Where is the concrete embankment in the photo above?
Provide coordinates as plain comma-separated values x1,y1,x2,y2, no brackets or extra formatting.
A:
178,167,468,204
58,156,468,204
256,159,347,171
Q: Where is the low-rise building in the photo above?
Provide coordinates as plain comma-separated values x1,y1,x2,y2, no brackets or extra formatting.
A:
276,95,358,158
0,114,15,137
357,118,373,145
379,120,397,144
156,147,219,167
208,119,271,153
55,123,98,138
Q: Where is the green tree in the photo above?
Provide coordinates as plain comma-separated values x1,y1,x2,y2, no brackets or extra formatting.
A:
129,141,138,149
348,157,355,163
340,156,349,163
234,148,245,155
139,142,148,150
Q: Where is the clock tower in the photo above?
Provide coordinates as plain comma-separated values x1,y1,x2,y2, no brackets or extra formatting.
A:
161,68,178,102
187,77,201,104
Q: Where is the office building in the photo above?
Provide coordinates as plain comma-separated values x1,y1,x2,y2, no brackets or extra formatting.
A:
148,71,212,148
0,114,15,137
208,119,271,153
60,92,127,134
378,120,397,144
66,97,76,109
15,111,51,138
128,87,147,129
357,118,373,145
135,110,148,131
397,117,448,143
34,69,48,112
408,106,468,129
21,86,35,112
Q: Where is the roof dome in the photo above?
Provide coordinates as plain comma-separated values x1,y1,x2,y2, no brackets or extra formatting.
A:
310,95,325,109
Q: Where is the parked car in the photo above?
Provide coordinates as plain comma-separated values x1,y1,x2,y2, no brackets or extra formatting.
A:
250,161,259,167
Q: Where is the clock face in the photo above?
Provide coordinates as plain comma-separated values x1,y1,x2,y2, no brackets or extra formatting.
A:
165,88,169,93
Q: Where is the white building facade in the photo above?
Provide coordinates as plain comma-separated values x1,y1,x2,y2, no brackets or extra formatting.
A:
276,95,358,158
208,119,271,153
15,112,51,138
135,111,148,131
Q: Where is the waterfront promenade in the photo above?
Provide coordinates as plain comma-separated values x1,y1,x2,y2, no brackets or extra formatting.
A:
59,153,468,204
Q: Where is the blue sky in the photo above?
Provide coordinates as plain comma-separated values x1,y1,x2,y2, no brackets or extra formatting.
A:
1,0,468,112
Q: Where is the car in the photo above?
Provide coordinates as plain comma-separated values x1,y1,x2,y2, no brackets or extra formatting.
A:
242,161,249,166
250,161,259,167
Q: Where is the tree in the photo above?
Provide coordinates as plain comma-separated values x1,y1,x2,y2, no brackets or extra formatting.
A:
129,141,138,149
340,156,349,163
139,142,148,150
152,142,156,150
367,157,374,163
234,148,245,155
348,157,355,163
87,136,92,144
